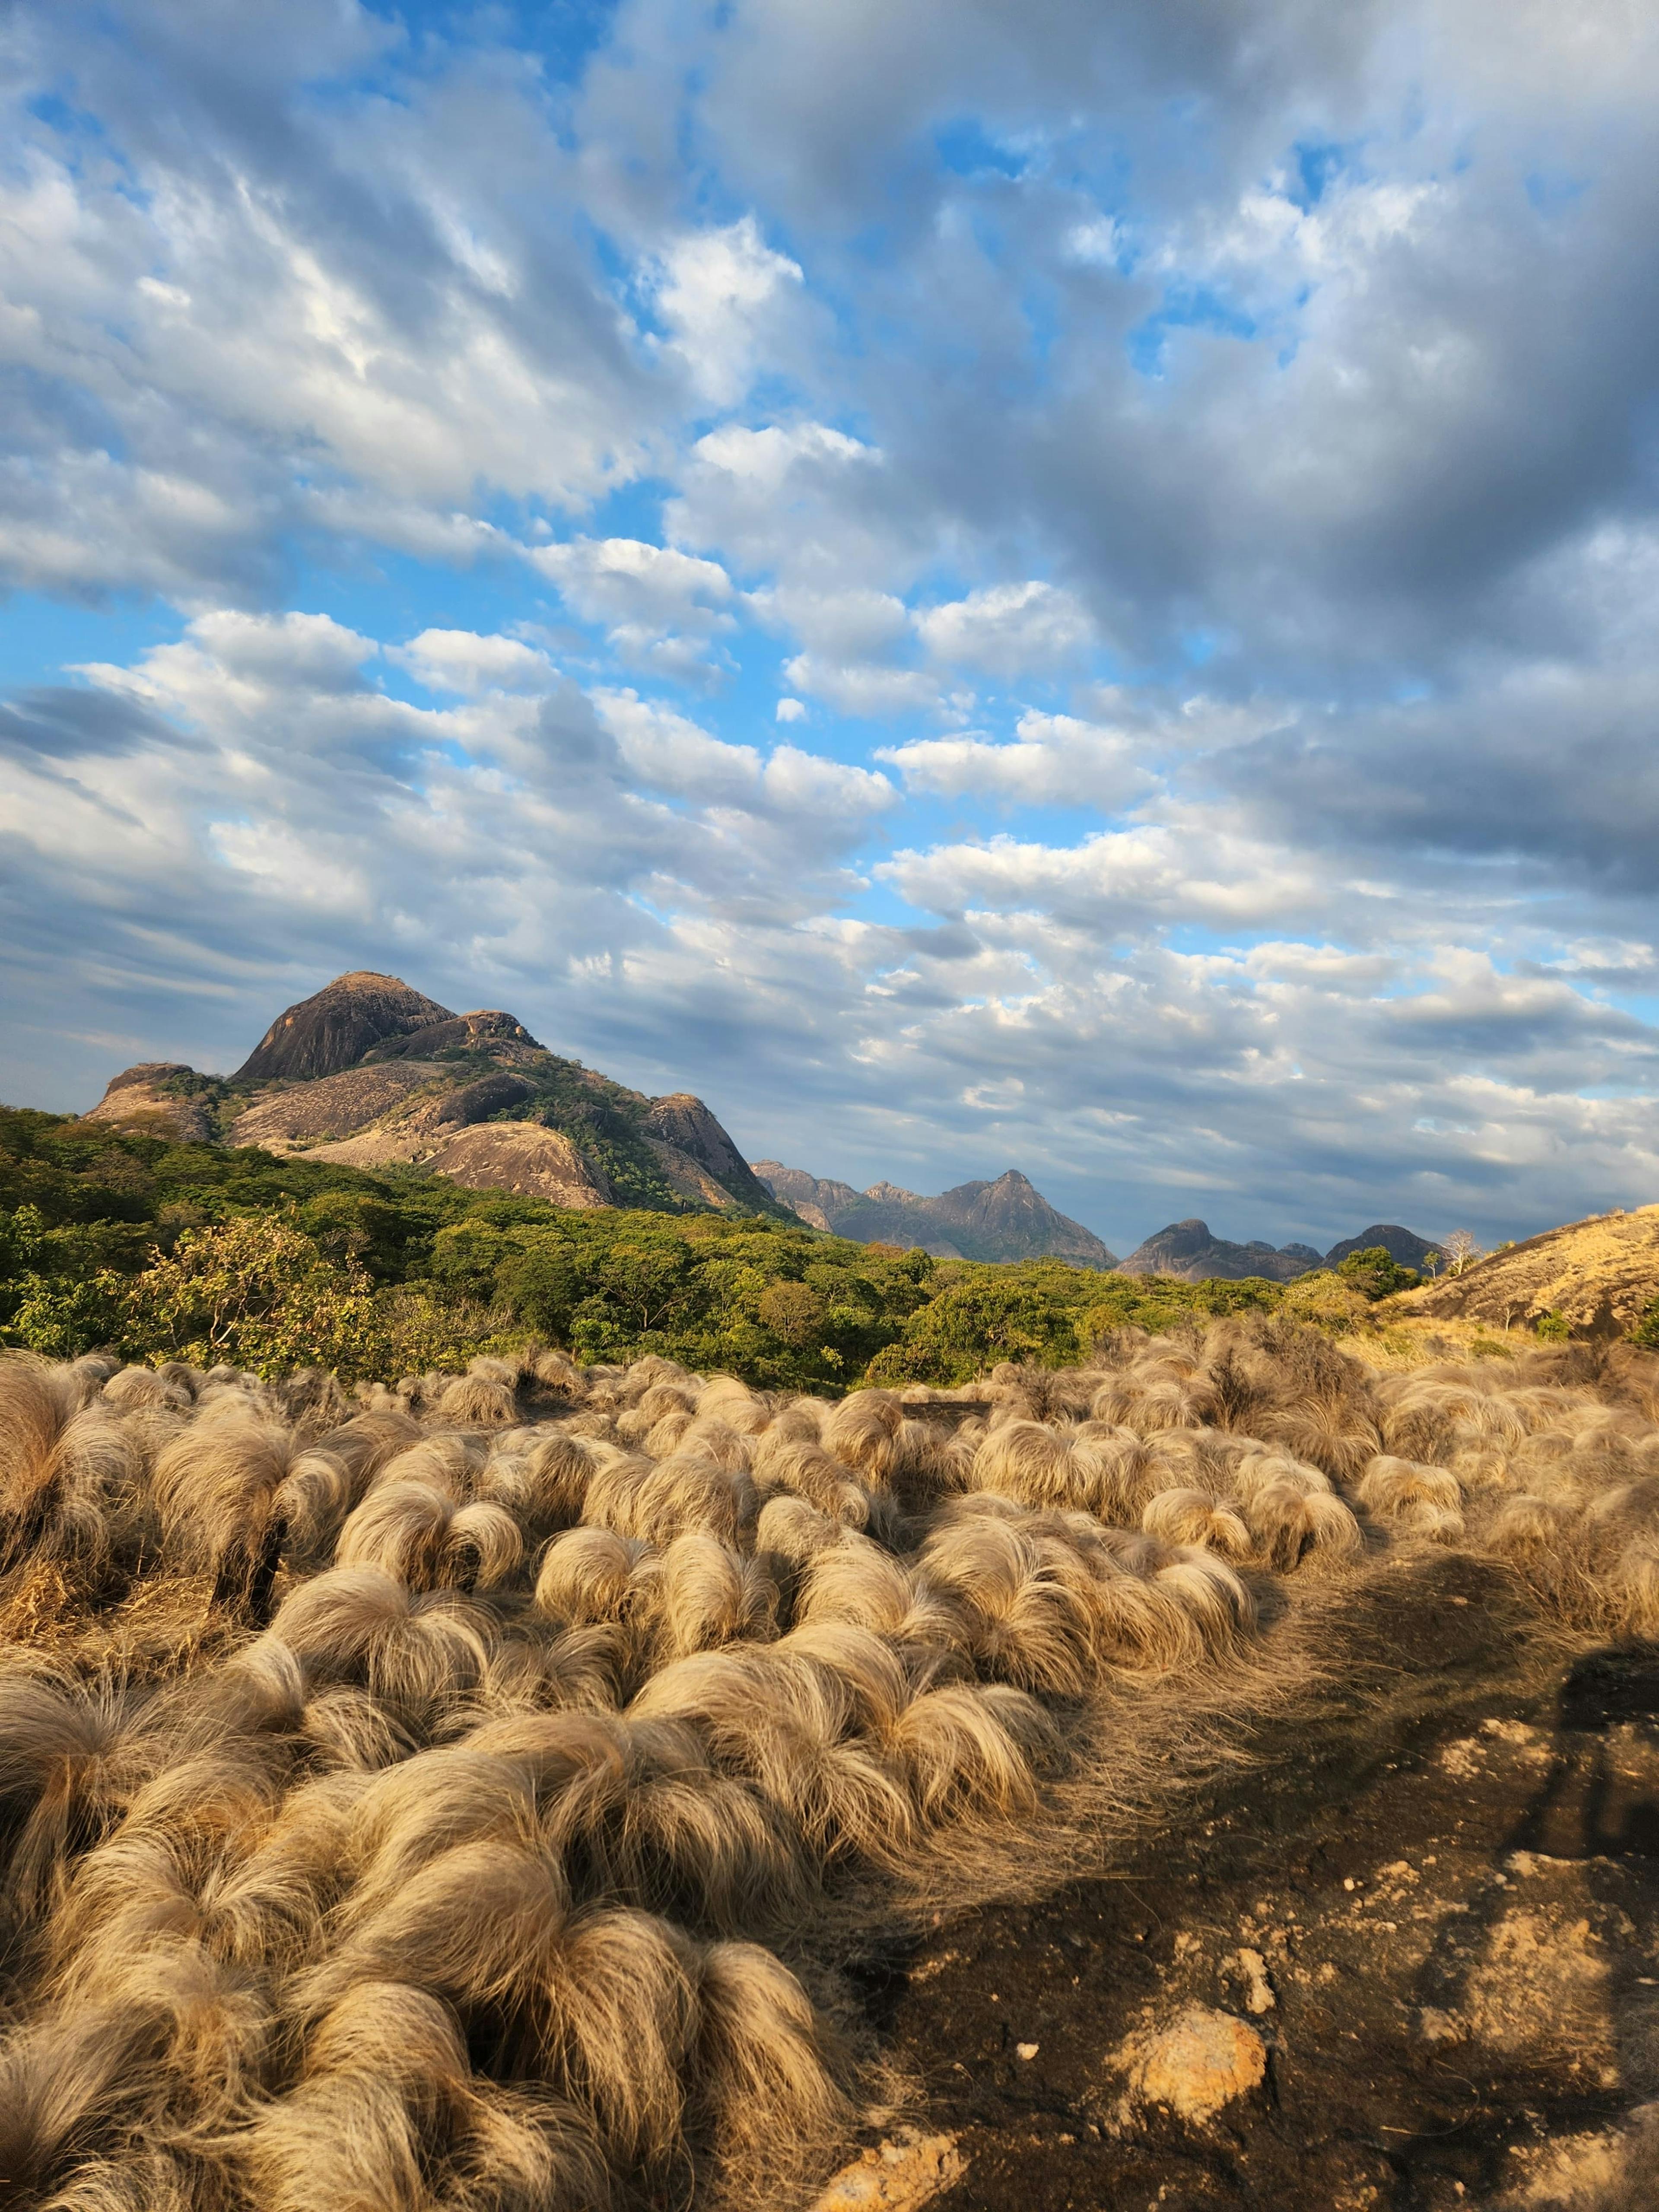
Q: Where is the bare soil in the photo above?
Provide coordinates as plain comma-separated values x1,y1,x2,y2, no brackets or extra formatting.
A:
845,1557,1659,2209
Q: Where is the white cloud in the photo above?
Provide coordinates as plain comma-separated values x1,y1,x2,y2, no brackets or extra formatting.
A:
648,215,804,407
8,0,1659,1247
880,709,1154,807
527,536,735,673
782,652,943,719
529,537,732,629
593,688,763,806
915,582,1098,676
396,631,555,696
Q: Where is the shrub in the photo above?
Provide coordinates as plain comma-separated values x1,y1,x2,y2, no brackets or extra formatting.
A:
114,1216,394,1379
1336,1246,1420,1299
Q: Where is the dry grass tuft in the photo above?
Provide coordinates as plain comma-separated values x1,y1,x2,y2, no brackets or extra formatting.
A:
3,1319,1659,2204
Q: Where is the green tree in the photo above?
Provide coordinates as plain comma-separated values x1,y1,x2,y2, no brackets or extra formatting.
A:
1336,1246,1420,1299
494,1239,583,1342
868,1265,1094,1386
116,1216,392,1378
757,1278,828,1347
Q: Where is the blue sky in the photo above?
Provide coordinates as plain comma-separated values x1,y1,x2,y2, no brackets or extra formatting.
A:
3,0,1659,1255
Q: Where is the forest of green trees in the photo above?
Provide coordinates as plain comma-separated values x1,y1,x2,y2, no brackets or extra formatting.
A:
0,1106,1392,1388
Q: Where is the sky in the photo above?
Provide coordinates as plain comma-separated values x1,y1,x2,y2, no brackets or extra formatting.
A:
3,0,1659,1256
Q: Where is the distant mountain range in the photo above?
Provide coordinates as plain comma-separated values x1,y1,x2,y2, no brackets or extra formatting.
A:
1118,1218,1442,1284
79,970,1444,1272
750,1163,1119,1267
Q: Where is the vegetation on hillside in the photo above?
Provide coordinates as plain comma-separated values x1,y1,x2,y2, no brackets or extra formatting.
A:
1,1106,1334,1385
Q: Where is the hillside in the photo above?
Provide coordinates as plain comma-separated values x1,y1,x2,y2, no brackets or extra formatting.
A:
750,1162,1118,1267
1325,1222,1442,1270
82,971,783,1222
1,1103,1295,1387
1389,1204,1659,1336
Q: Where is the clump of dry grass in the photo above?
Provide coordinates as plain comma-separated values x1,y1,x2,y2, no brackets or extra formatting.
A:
2,1320,1658,2206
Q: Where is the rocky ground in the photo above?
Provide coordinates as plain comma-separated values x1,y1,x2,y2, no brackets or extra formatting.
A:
823,1557,1659,2211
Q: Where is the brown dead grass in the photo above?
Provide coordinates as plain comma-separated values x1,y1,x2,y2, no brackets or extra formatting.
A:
3,1324,1659,2208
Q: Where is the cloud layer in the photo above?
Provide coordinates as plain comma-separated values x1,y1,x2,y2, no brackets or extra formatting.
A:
3,0,1658,1250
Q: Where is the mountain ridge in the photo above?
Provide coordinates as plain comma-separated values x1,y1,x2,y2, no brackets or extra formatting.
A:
82,976,1448,1267
1119,1217,1443,1284
84,972,782,1222
750,1161,1119,1268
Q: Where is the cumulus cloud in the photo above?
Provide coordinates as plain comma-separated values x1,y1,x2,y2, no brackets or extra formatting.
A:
647,216,806,406
396,631,556,696
914,582,1097,676
527,537,735,674
6,0,1659,1247
881,709,1155,806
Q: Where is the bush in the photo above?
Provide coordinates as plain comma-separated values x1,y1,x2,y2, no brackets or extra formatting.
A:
1336,1246,1421,1300
114,1216,394,1379
1281,1270,1373,1335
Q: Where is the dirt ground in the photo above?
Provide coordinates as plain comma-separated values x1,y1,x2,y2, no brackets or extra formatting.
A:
840,1557,1659,2211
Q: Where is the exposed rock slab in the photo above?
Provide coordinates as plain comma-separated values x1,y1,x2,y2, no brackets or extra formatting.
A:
645,1095,776,1211
83,1064,218,1142
416,1123,611,1207
233,971,452,1082
645,1135,747,1210
366,1009,542,1060
228,1064,440,1150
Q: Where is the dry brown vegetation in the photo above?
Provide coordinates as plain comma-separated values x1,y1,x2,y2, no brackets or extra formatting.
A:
3,1319,1659,2209
1392,1205,1659,1338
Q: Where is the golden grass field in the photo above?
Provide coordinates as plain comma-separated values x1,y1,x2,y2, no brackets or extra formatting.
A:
4,1319,1659,2208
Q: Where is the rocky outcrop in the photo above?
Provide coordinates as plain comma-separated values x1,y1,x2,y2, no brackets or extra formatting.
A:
414,1123,610,1208
82,1064,222,1143
750,1163,861,1234
924,1170,1117,1267
1121,1218,1445,1283
750,1162,1116,1267
1325,1223,1441,1270
84,969,782,1224
429,1073,537,1128
645,1137,749,1211
1119,1219,1324,1284
367,1010,543,1061
227,1063,439,1151
233,971,453,1083
643,1094,777,1211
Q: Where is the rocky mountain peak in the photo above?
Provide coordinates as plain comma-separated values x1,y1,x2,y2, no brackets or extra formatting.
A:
233,973,454,1084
